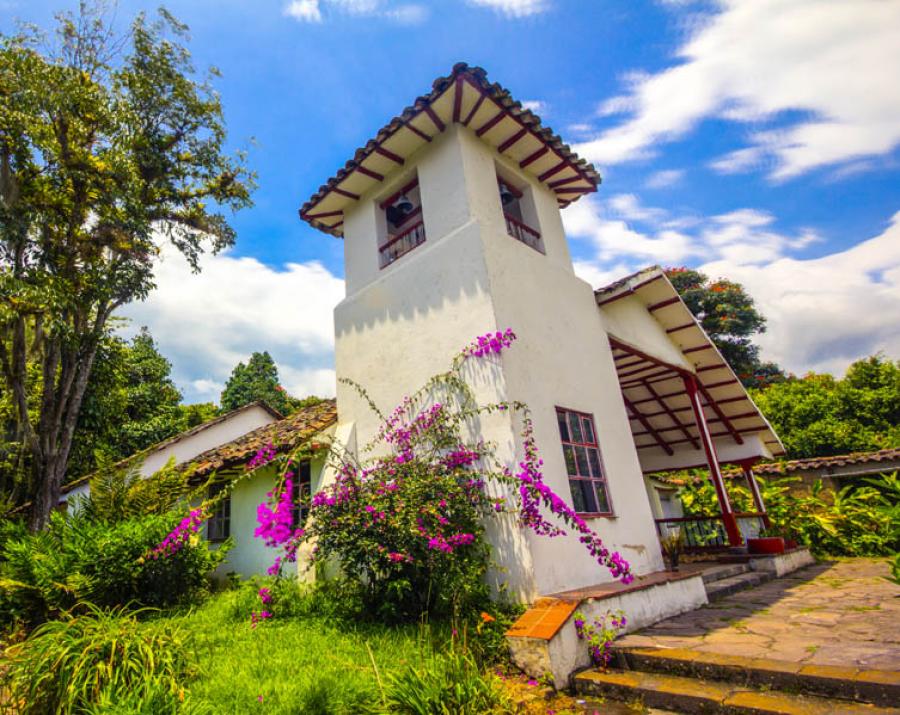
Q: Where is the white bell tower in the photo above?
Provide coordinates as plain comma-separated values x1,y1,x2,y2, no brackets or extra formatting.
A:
300,65,665,600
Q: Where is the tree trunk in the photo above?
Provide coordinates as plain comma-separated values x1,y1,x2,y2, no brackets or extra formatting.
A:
26,331,102,531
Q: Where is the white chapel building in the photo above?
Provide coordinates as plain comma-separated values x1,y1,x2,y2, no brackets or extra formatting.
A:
298,63,785,605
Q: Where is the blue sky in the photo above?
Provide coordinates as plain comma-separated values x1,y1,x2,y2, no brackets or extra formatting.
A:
5,0,900,403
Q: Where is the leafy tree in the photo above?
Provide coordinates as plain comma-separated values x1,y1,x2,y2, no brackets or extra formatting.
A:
750,354,900,459
220,351,290,415
0,4,253,528
666,268,784,387
177,401,218,429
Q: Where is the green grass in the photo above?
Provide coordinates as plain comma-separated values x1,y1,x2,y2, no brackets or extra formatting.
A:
157,586,450,714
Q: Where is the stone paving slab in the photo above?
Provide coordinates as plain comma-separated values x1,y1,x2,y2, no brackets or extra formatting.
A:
616,558,900,672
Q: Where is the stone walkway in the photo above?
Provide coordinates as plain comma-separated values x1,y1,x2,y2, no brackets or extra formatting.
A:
616,558,900,671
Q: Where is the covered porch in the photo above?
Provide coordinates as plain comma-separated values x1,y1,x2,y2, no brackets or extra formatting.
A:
595,267,786,551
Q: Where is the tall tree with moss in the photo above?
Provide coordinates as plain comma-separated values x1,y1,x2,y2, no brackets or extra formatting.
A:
0,4,254,528
665,268,784,387
220,351,291,415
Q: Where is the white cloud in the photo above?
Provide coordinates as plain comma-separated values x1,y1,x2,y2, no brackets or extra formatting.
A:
707,147,764,175
644,169,685,189
568,193,900,376
190,379,224,398
284,0,428,24
575,0,900,179
521,100,547,115
119,243,344,403
284,0,322,22
701,212,900,374
466,0,548,17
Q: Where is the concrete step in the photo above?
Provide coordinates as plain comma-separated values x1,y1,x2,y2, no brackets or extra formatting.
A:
699,563,750,585
705,570,772,600
612,647,900,707
574,668,900,715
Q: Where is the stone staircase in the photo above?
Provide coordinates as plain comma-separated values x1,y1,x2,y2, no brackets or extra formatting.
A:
699,562,773,601
574,646,900,714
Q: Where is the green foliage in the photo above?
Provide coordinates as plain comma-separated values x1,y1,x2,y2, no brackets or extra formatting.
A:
0,507,225,626
1,603,195,715
383,646,513,715
307,451,493,622
220,351,291,415
887,553,900,586
676,472,900,557
168,584,441,714
666,267,784,387
0,2,254,527
750,354,900,459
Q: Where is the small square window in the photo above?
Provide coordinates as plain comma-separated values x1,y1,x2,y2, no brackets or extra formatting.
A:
378,176,425,268
556,407,613,517
497,174,542,253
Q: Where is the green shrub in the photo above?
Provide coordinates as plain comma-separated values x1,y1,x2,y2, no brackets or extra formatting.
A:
383,647,512,714
675,471,900,557
1,604,195,714
0,509,226,626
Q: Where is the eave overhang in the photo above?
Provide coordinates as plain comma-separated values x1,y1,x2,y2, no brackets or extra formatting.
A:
299,63,601,238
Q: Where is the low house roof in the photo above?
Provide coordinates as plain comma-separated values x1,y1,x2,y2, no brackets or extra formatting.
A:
186,399,338,478
750,447,900,476
596,266,786,461
299,62,601,237
60,401,284,496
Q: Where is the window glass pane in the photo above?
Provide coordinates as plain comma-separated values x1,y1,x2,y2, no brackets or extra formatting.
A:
593,481,611,514
580,479,599,513
574,446,590,477
556,410,570,442
568,479,587,513
568,412,584,443
581,418,595,445
563,445,577,476
587,448,603,480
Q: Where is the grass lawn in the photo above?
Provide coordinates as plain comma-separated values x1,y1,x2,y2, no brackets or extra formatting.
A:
161,584,451,714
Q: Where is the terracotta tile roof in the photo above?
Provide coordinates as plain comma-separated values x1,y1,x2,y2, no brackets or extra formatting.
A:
299,62,601,237
186,399,338,478
750,447,900,476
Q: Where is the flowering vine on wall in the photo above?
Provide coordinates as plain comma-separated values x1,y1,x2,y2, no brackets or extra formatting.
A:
153,328,633,622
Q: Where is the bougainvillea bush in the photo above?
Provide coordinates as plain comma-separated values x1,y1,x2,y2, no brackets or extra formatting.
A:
160,328,634,623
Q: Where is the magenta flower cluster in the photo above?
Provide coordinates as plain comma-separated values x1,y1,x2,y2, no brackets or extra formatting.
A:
149,508,206,559
247,442,277,471
255,476,304,576
574,609,627,668
461,328,517,359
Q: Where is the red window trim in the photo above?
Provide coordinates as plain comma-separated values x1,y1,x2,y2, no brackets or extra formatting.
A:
555,406,615,517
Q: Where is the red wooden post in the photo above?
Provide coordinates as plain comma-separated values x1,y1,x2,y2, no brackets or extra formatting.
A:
741,460,771,529
683,375,742,547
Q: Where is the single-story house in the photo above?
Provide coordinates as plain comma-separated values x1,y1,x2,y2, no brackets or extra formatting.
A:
60,401,283,508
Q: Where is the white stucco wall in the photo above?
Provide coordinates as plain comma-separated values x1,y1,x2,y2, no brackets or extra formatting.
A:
333,124,667,602
213,454,328,579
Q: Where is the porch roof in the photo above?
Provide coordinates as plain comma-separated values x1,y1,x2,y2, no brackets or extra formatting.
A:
298,63,600,237
596,267,786,467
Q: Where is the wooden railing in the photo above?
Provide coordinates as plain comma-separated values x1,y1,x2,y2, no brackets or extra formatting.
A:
379,220,426,268
504,213,543,253
655,512,768,551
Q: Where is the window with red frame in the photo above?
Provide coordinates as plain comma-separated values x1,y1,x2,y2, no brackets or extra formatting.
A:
556,407,613,516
